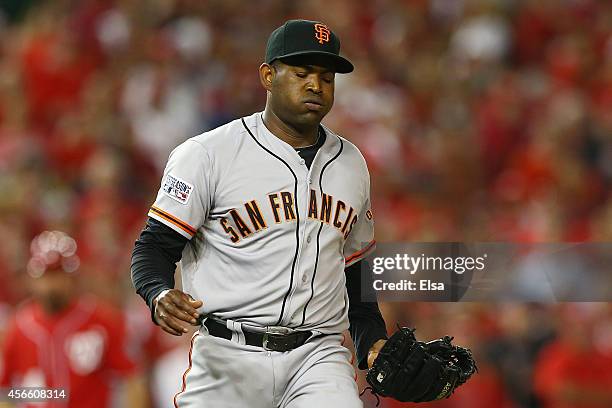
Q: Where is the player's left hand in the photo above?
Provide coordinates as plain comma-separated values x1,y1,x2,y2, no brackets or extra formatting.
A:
367,339,387,368
364,327,477,403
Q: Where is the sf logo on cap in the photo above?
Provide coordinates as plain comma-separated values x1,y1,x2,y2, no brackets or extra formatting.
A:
314,23,330,44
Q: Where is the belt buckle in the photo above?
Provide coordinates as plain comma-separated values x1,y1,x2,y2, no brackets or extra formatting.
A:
262,326,295,352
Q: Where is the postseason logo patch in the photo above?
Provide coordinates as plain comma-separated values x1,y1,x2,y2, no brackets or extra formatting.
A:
162,174,194,204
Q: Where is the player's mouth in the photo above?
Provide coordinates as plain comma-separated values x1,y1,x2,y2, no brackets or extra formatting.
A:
303,99,324,111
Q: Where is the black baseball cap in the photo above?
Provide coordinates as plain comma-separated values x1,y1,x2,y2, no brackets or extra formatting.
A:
265,19,354,73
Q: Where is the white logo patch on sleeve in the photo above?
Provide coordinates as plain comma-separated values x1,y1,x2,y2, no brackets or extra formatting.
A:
162,174,194,204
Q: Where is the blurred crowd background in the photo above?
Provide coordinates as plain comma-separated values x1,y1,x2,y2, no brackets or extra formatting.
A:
0,0,611,407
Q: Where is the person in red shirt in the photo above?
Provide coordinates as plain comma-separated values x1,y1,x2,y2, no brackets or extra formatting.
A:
0,231,147,408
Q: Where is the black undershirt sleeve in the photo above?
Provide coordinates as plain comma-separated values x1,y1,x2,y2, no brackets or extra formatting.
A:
131,217,189,323
345,260,388,370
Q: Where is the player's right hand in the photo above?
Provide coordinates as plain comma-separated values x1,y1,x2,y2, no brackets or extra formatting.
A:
153,289,203,336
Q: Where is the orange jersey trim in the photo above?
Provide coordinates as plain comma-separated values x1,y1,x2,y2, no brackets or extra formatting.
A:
149,206,196,236
173,332,199,408
341,332,358,382
345,240,376,264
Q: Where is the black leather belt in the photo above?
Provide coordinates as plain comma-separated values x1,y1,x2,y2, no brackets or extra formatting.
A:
202,316,313,352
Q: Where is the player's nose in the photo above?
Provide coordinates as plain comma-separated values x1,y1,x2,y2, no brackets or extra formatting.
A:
306,76,323,94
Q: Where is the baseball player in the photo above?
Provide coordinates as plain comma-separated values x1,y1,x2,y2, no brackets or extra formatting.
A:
1,231,147,408
132,19,479,408
131,20,388,407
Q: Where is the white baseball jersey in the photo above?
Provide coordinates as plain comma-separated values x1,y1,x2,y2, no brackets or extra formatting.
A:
148,112,375,333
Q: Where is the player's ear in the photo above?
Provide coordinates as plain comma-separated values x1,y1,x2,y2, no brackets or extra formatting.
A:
259,63,274,91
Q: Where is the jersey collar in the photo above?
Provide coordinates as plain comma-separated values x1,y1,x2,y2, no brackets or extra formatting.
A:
248,112,341,167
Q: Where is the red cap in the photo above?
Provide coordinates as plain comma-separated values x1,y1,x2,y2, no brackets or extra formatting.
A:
27,231,80,278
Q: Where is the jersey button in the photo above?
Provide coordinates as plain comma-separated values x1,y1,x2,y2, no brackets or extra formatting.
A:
299,159,306,165
307,235,312,243
302,275,308,283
